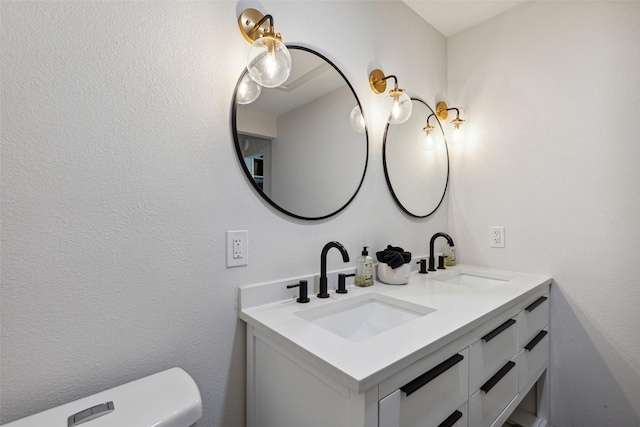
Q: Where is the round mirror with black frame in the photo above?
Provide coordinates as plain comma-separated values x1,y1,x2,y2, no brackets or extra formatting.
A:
231,45,369,220
382,98,449,218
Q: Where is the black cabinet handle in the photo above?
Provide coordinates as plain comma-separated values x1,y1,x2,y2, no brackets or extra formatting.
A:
437,410,463,427
524,330,548,351
525,296,548,312
401,353,464,397
480,361,516,393
482,319,516,342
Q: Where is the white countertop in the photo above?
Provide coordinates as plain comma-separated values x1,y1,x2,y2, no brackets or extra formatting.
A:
238,264,551,393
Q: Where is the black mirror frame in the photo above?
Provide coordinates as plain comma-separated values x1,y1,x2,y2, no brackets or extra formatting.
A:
382,98,450,218
231,45,369,221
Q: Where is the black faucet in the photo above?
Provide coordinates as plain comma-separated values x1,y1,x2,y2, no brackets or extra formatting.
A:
429,232,454,272
319,241,350,298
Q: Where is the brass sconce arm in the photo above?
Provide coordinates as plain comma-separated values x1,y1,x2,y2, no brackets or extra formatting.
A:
369,69,399,94
423,113,436,134
239,9,281,43
369,69,412,124
435,101,464,124
249,14,279,40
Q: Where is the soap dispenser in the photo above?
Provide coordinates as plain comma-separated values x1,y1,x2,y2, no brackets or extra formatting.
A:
444,243,457,266
355,246,374,287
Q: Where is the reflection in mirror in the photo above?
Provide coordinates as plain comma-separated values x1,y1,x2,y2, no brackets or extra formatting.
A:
383,98,449,218
232,46,368,220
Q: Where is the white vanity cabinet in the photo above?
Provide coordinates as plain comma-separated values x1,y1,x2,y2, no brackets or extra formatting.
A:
240,266,552,427
468,291,550,427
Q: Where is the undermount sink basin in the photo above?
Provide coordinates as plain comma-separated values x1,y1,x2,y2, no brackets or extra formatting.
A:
294,293,435,342
434,270,510,290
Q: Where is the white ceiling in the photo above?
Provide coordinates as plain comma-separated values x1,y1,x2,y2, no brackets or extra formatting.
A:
402,0,528,37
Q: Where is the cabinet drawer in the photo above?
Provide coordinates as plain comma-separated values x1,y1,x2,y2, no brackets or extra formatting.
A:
435,403,468,427
470,317,517,392
517,294,549,349
380,396,468,427
379,348,469,427
518,328,549,392
469,356,518,427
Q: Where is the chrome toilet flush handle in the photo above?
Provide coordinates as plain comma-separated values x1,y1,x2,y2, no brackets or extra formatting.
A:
68,401,114,426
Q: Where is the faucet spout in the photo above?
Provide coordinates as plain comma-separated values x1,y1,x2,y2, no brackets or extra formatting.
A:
429,232,454,272
319,241,350,298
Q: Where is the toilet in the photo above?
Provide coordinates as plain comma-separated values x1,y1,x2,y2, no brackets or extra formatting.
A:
2,367,202,426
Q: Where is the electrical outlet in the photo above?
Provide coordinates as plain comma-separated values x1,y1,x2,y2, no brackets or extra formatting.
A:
227,230,248,267
490,226,505,248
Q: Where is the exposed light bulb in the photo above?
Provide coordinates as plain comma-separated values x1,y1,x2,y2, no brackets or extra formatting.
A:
450,113,465,144
264,52,278,79
385,85,412,124
421,122,437,151
246,34,291,88
391,97,402,121
452,125,462,144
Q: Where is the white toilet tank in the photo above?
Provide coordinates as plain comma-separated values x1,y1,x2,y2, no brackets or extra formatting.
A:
2,367,202,427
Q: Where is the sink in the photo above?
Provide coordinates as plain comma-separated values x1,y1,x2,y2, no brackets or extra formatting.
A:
434,270,510,290
294,293,435,342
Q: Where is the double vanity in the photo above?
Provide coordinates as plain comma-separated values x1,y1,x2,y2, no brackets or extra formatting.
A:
239,265,551,427
231,9,552,427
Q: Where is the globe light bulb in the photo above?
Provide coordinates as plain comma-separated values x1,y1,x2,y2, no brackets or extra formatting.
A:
247,35,291,88
385,85,412,124
237,73,262,104
450,113,465,144
421,120,439,151
350,105,366,134
421,129,435,151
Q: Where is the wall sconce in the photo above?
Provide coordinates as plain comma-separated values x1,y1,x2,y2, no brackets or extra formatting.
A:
369,69,412,124
436,101,465,143
238,8,292,88
421,114,438,150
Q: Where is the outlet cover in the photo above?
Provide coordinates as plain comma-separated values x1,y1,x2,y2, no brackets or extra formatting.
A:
490,226,505,248
227,230,248,267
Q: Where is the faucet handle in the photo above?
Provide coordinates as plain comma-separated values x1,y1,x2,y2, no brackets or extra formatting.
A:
438,255,446,270
287,280,310,303
416,259,428,274
337,273,355,294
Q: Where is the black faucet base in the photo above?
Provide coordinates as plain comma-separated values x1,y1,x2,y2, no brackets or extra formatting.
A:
287,280,311,303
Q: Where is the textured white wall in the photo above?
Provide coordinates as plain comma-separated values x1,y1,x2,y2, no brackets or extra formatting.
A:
0,1,448,425
447,2,640,425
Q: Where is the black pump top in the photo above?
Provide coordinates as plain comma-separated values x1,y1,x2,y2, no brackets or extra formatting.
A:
362,246,368,256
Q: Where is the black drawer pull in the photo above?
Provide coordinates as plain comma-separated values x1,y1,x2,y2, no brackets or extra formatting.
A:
480,361,515,393
524,330,548,351
401,353,464,397
482,319,516,342
437,410,463,427
525,296,547,312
